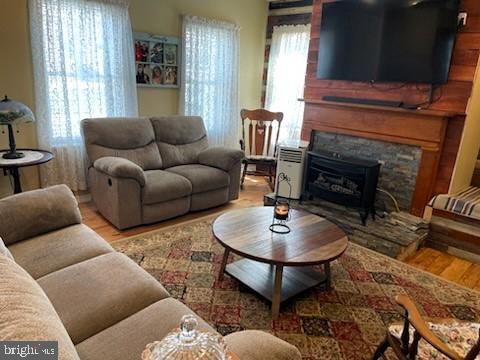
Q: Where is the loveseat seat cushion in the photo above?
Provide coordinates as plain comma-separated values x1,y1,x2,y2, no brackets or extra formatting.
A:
166,164,230,194
9,224,114,279
142,170,192,205
37,252,170,344
151,116,209,168
82,117,162,170
0,256,80,360
76,298,214,360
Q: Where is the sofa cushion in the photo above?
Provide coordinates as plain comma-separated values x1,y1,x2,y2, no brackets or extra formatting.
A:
76,298,214,360
82,117,162,170
151,116,209,168
37,252,170,344
142,170,192,205
166,164,230,194
0,255,80,360
8,224,114,279
0,185,82,246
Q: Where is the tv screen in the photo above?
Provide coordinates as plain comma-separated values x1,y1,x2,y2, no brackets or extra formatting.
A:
317,0,460,84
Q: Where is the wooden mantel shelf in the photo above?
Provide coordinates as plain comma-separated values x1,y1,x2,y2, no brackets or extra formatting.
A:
301,99,464,119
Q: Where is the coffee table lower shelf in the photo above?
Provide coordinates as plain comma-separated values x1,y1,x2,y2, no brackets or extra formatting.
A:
225,259,327,309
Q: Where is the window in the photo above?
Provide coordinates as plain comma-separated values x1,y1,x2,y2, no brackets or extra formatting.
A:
265,25,311,143
29,0,137,190
180,16,240,148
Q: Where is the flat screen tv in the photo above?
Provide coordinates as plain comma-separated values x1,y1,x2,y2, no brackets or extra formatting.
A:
317,0,460,84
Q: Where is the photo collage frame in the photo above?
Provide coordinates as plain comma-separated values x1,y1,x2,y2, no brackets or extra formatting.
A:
134,32,180,88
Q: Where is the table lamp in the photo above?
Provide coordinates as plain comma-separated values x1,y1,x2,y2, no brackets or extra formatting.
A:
0,95,35,159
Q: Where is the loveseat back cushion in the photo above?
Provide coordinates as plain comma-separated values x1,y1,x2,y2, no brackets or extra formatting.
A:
82,117,162,170
151,116,208,168
0,255,80,360
0,185,82,246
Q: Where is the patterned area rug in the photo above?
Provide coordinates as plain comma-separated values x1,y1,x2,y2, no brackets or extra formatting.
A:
112,215,480,360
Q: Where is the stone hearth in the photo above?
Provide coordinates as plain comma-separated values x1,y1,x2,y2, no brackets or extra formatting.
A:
264,194,428,259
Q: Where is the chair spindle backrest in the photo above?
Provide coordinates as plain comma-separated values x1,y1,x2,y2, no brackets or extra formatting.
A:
240,109,284,157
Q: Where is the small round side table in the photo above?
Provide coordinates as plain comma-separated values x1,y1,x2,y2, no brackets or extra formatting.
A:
0,149,54,194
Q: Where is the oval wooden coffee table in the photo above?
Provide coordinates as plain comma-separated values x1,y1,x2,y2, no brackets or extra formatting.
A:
213,206,348,319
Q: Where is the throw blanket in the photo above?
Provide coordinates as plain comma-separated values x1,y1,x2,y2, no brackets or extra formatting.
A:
429,186,480,221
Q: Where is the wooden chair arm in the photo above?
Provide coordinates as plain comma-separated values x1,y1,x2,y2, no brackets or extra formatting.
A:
395,295,463,360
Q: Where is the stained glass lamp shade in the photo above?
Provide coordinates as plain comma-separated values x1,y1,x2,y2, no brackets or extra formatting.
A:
0,96,35,159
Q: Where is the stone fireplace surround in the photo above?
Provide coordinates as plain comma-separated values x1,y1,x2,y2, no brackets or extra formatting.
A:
310,131,422,212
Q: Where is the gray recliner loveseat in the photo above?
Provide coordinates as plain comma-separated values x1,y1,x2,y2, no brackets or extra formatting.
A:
81,116,244,229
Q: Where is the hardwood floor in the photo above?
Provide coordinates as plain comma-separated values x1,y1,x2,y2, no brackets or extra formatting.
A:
80,176,480,292
405,248,480,292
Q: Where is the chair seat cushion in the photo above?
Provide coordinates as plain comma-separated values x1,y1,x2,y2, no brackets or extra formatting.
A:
37,252,170,344
142,170,192,205
389,322,480,359
8,224,114,279
75,298,214,360
166,164,230,194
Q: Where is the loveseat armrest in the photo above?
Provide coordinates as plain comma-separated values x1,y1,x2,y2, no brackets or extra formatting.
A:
0,185,82,246
93,157,146,187
224,330,302,360
198,147,244,172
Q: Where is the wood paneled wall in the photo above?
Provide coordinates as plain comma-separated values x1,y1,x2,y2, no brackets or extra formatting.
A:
302,0,480,205
304,0,480,114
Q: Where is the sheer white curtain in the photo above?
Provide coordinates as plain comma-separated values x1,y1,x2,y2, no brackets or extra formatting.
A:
29,0,138,191
180,16,240,148
265,24,310,144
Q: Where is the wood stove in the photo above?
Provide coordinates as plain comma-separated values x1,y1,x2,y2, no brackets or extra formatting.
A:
304,150,380,225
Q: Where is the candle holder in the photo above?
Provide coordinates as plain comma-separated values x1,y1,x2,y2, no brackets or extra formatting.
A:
269,173,292,234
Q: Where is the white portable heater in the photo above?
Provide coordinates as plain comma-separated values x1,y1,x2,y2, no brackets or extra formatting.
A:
275,141,308,199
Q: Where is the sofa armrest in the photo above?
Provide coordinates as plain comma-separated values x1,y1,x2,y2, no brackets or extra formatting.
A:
224,330,302,360
198,147,244,172
0,185,82,246
93,157,146,187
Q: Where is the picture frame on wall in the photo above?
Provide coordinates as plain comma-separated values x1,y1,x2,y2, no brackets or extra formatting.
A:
134,32,180,88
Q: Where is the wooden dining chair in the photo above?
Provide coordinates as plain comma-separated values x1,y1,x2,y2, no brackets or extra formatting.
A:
240,109,284,189
372,295,480,360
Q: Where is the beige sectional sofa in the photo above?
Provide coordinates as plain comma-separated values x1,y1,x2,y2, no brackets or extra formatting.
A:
0,185,301,360
81,116,244,229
